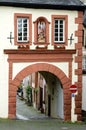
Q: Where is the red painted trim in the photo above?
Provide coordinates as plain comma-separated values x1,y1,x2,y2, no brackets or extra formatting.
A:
4,49,76,62
4,49,76,54
74,11,83,121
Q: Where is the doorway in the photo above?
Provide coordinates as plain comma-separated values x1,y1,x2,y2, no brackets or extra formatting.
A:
48,95,51,116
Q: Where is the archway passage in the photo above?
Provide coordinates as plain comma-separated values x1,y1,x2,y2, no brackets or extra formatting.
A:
9,63,71,121
16,71,64,120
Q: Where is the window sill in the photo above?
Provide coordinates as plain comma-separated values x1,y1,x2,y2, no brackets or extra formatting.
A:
15,41,32,46
53,42,66,48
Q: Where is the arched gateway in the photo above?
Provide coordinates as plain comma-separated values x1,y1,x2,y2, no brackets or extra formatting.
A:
4,48,80,121
9,63,71,120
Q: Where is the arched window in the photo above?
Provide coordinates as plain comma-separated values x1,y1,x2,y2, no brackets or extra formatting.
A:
34,17,50,45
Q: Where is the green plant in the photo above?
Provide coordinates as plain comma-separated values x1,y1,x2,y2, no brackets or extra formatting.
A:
26,85,32,105
34,87,38,93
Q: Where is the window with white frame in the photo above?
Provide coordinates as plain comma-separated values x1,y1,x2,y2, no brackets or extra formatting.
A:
17,18,29,42
54,19,64,43
14,13,32,46
52,15,68,46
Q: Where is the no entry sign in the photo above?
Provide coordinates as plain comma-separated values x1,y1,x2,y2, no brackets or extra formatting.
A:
70,85,77,93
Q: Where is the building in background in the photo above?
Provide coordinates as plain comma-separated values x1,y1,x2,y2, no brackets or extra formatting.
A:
82,1,86,112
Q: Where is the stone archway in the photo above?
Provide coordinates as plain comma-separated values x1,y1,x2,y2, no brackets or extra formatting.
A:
9,63,71,121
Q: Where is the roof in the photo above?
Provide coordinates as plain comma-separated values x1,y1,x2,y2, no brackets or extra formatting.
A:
0,0,85,10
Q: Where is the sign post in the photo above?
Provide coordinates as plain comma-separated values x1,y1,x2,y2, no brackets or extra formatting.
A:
70,84,77,122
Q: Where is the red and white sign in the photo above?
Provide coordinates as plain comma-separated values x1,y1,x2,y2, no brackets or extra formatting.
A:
70,85,77,93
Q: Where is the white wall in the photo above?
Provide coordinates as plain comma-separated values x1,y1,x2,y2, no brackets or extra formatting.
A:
82,76,86,111
51,78,64,119
46,72,64,119
0,54,8,118
56,80,64,119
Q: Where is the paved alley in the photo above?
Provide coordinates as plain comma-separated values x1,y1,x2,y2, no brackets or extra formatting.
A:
16,96,49,120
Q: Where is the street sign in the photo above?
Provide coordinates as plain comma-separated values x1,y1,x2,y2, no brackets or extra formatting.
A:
70,85,77,93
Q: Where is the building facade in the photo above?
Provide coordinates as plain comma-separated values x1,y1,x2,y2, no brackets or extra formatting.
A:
82,7,86,112
0,0,85,122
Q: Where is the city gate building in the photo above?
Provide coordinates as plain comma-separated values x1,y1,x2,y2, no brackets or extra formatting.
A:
0,0,85,122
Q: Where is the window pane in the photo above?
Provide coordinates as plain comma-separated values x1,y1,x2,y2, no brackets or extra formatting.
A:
18,36,22,41
18,32,22,36
23,18,27,23
55,37,58,41
23,32,27,36
23,28,27,32
60,33,63,37
60,20,63,24
60,29,63,32
60,37,63,41
18,18,22,23
55,28,58,32
23,36,27,41
60,24,63,28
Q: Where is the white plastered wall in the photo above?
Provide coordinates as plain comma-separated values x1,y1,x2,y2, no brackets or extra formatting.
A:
13,62,69,79
82,76,86,111
82,27,86,111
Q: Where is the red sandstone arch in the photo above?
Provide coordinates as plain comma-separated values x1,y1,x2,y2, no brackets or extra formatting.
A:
9,63,71,121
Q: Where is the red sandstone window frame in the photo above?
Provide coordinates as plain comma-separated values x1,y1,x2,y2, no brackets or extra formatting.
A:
51,15,68,47
33,17,50,45
14,13,32,46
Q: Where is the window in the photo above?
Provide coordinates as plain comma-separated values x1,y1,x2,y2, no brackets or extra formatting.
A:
52,15,68,47
83,56,86,74
34,17,50,45
14,13,32,46
17,18,29,42
54,19,64,42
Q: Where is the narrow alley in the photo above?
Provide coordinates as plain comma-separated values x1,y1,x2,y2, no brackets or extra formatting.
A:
16,96,49,120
